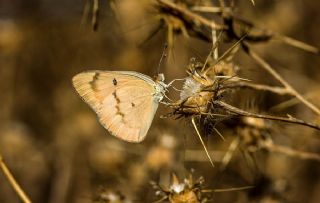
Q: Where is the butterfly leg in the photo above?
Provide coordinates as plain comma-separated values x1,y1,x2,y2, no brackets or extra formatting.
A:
160,100,172,106
164,78,187,92
167,78,186,87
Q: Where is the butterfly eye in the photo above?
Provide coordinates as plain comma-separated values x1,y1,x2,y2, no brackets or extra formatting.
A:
157,73,165,82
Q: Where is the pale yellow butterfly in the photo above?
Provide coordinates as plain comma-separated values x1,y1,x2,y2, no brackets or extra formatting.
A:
72,70,167,143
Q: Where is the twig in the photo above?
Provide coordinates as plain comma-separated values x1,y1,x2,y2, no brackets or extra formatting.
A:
274,34,319,54
157,0,319,54
270,91,318,112
153,196,168,203
92,0,99,31
202,185,254,193
224,81,291,96
244,44,320,115
218,0,226,16
0,154,31,203
156,0,225,30
192,6,231,13
214,100,320,130
262,142,320,161
81,0,91,27
220,137,240,171
233,17,319,54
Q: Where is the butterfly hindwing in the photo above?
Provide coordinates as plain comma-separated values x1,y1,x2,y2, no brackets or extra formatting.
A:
72,70,159,142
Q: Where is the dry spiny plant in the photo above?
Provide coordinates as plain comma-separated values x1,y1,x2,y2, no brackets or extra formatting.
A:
151,170,253,203
76,0,320,202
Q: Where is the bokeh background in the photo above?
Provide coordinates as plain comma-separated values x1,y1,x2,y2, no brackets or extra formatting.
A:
0,0,320,202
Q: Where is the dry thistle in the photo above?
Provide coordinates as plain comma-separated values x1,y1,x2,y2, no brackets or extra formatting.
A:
153,0,320,117
239,116,320,162
166,40,320,167
170,52,320,129
151,172,208,203
237,117,271,152
93,187,131,203
221,116,320,170
166,54,241,167
173,60,233,117
151,171,253,203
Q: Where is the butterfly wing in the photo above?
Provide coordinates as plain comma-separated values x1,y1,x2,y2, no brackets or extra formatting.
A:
72,70,159,142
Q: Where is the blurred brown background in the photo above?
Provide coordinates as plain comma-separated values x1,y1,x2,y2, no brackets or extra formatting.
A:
0,0,320,203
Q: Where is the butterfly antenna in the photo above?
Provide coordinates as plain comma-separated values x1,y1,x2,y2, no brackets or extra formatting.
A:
191,117,215,167
157,43,168,75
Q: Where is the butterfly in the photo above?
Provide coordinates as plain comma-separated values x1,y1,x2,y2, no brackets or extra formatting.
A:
72,70,167,143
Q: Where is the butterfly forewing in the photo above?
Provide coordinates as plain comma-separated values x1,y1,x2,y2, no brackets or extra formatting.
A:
72,71,159,142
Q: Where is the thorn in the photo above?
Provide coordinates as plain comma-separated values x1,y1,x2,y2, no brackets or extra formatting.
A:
213,127,225,141
191,117,215,167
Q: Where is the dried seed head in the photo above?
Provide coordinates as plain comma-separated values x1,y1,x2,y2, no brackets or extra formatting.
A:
152,172,207,203
175,59,235,117
204,61,237,78
180,77,202,101
169,190,200,203
238,117,271,152
242,117,268,129
93,189,130,203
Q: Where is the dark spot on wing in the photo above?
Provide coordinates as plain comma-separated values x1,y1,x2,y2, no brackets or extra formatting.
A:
116,110,125,118
112,91,120,104
112,91,125,118
131,102,135,107
89,72,100,90
113,78,117,86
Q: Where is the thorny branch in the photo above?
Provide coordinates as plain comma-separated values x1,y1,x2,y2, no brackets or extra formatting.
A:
156,0,319,54
156,0,226,30
231,17,319,53
243,43,320,115
223,81,291,96
214,100,320,130
262,142,320,161
155,0,320,115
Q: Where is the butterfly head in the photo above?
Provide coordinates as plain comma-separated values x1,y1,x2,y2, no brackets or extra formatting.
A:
153,73,168,102
156,73,165,82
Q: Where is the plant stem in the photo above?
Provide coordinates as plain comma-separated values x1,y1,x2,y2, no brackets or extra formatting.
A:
245,44,320,115
214,100,320,130
157,0,225,30
0,154,31,203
